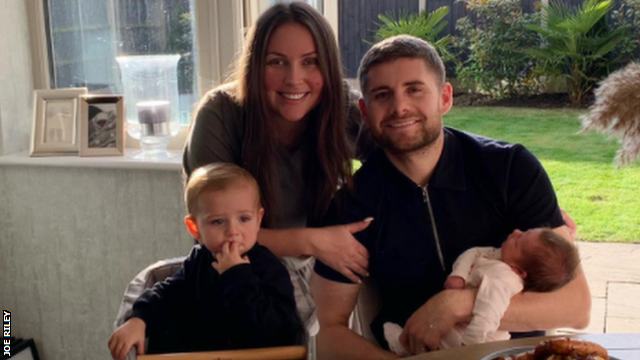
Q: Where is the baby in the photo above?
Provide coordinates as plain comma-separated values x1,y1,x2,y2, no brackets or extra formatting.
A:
385,227,580,355
108,163,303,360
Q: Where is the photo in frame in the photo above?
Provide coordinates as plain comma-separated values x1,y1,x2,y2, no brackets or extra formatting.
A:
79,94,125,156
30,87,88,156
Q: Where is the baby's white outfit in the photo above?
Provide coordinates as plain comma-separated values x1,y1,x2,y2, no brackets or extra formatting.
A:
384,247,523,355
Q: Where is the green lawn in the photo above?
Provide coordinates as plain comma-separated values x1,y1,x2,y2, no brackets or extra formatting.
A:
444,107,640,243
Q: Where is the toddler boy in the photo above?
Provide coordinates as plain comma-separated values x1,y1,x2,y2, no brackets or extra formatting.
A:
108,163,303,360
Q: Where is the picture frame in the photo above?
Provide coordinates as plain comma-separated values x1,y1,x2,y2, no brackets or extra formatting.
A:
30,87,88,157
79,94,125,156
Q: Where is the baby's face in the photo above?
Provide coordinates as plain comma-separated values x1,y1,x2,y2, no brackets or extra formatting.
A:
501,228,543,269
192,184,263,255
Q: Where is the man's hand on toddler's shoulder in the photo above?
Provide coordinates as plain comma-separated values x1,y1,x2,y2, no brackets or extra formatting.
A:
108,317,146,360
212,241,250,274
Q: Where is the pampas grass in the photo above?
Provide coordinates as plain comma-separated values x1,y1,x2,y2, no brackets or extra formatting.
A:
580,62,640,167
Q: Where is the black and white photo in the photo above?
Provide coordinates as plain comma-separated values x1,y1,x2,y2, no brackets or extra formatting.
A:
88,103,118,148
79,95,125,156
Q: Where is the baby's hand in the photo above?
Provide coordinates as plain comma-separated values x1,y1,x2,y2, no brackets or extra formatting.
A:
444,276,465,289
212,241,250,274
107,317,146,360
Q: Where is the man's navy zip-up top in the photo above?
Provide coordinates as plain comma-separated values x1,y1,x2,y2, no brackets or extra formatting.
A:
315,127,564,345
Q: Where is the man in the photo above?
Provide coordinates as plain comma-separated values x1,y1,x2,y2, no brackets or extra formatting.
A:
312,35,590,360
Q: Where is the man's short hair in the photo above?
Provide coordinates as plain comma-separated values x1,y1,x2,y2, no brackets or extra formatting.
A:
358,35,446,94
185,163,261,216
521,229,580,292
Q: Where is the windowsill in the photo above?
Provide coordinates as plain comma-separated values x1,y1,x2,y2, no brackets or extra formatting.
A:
0,150,183,171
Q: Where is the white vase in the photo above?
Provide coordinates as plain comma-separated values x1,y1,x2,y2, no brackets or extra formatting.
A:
116,54,181,158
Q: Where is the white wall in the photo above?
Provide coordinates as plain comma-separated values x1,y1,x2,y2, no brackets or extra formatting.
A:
0,165,192,360
0,1,33,156
0,4,192,360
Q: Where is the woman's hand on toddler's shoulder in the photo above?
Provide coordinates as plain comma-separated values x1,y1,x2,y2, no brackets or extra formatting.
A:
108,317,146,360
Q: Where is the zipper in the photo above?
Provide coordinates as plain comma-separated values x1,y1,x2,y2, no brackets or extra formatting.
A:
422,185,446,272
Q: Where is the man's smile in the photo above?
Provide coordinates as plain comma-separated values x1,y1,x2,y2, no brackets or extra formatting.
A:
386,119,421,128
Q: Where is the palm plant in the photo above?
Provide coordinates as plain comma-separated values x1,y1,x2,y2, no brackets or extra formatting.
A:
373,7,453,62
526,0,624,105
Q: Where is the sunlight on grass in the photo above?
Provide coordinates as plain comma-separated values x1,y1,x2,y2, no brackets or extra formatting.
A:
445,107,640,243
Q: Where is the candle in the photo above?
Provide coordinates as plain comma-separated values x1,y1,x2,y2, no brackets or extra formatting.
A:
137,100,171,137
137,100,170,124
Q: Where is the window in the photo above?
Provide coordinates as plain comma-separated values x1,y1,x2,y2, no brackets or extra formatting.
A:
44,0,198,124
269,0,324,11
27,0,244,151
246,0,337,51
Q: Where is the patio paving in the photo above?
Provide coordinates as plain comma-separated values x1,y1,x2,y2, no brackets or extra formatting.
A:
554,241,640,335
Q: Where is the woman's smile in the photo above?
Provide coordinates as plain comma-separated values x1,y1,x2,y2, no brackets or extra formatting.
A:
280,92,308,100
264,22,324,124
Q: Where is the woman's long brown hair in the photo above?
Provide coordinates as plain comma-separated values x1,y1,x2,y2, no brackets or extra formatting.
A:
229,2,352,227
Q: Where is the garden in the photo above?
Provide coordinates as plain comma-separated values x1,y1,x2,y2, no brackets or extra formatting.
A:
374,0,640,242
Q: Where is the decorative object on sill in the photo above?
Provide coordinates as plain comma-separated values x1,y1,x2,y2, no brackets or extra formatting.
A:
580,62,640,168
116,55,181,159
78,94,125,157
30,87,87,157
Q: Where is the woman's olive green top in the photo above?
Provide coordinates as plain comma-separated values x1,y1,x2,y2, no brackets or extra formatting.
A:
183,82,375,229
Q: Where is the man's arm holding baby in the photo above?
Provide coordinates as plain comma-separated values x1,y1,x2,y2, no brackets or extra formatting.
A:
312,274,399,360
435,149,591,334
401,225,590,352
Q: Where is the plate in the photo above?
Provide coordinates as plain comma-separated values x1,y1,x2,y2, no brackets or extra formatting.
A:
479,346,534,360
479,346,621,360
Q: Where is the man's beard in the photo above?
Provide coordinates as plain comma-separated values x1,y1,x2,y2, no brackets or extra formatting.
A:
370,114,441,155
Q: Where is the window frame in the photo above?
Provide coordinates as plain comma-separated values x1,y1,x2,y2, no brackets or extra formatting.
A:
26,0,245,150
26,0,51,91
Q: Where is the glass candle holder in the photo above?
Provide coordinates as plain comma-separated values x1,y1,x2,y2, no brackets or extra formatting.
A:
116,55,181,158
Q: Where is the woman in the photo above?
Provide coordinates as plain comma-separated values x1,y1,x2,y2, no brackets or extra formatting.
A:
183,2,374,324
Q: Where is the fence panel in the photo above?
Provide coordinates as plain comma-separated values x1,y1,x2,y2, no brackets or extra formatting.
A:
339,0,420,77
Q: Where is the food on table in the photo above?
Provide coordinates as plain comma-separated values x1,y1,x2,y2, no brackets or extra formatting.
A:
495,338,609,360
